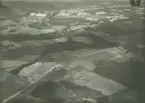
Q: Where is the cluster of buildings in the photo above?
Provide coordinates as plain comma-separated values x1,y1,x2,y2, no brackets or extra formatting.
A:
90,4,100,8
57,8,91,17
18,6,105,34
105,13,129,22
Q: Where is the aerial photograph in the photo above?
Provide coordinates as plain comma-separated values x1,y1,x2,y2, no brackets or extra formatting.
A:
0,0,145,103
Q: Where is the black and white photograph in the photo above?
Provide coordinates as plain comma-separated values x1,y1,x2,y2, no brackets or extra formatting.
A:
0,0,145,103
